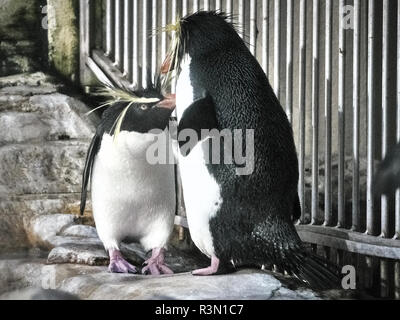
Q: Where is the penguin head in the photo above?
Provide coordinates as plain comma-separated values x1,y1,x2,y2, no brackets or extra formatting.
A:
161,11,241,74
98,78,176,136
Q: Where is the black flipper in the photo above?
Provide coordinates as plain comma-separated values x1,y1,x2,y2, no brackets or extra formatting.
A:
375,143,400,196
80,130,102,216
178,95,218,156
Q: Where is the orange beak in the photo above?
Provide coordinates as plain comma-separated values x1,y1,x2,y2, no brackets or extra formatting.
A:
157,94,176,110
161,55,173,74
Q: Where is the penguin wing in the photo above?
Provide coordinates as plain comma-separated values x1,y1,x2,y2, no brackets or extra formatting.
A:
178,95,218,156
80,129,102,215
375,142,400,196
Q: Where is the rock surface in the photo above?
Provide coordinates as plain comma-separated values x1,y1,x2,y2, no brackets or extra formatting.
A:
0,72,98,252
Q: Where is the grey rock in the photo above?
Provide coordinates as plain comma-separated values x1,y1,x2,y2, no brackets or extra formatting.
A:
47,243,108,266
0,288,80,300
61,225,98,238
29,214,77,247
0,72,56,89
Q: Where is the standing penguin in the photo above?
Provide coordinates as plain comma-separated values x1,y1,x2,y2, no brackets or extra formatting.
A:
80,79,176,275
161,11,339,288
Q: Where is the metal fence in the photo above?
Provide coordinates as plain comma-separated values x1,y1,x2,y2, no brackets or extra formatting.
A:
80,0,400,298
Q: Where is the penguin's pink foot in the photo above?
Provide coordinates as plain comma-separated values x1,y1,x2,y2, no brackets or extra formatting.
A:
192,256,220,276
142,248,174,275
108,249,138,274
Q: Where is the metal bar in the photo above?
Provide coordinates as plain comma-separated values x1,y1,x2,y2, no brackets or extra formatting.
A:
226,0,233,22
311,0,319,225
262,0,269,74
132,0,139,86
352,0,361,231
285,0,293,124
142,0,149,87
298,0,306,223
193,0,199,12
324,0,332,227
215,0,222,11
381,0,389,238
114,0,122,69
161,0,167,68
273,0,280,98
79,0,92,86
171,0,177,92
123,0,132,79
366,0,375,235
105,0,114,56
204,0,210,11
380,259,390,298
395,261,400,299
182,0,188,16
250,0,257,55
238,0,245,39
396,0,400,240
151,0,158,79
338,0,346,228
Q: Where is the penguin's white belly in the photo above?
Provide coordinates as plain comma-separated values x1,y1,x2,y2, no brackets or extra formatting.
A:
91,131,175,252
176,56,222,258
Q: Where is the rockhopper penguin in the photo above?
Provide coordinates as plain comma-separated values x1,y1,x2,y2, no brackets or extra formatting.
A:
161,11,340,289
80,80,176,274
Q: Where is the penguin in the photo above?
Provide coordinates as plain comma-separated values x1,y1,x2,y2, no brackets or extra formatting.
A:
80,79,177,275
161,11,339,289
375,142,400,196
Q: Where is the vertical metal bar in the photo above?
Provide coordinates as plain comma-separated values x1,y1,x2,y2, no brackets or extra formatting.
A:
395,261,400,299
311,0,319,225
286,0,293,124
366,0,375,235
250,0,257,55
161,0,167,64
182,0,188,16
114,0,122,69
338,0,346,228
105,0,114,56
273,0,280,98
298,0,307,223
193,0,199,12
380,259,390,298
396,0,400,240
352,0,361,231
238,0,245,39
171,0,177,92
204,0,210,11
226,0,233,22
123,0,132,79
132,0,139,86
215,0,222,11
324,0,333,227
381,0,389,238
142,0,149,87
151,0,158,79
262,0,269,74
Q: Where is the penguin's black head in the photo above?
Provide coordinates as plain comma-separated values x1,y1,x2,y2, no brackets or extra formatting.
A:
99,78,176,135
161,11,241,74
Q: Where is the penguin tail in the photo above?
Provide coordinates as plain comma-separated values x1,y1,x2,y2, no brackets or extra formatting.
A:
80,132,101,216
288,249,342,291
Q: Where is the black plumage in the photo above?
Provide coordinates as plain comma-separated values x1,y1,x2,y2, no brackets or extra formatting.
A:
173,11,340,289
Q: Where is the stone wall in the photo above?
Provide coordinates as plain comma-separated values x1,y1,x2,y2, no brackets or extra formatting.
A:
0,0,47,76
0,73,98,253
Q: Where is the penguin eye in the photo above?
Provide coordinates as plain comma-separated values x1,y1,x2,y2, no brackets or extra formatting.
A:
140,104,148,110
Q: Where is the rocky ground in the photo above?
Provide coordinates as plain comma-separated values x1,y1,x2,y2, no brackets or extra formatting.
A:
0,72,353,300
1,213,339,300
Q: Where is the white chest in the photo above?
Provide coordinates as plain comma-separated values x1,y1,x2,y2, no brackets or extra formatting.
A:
176,55,222,257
